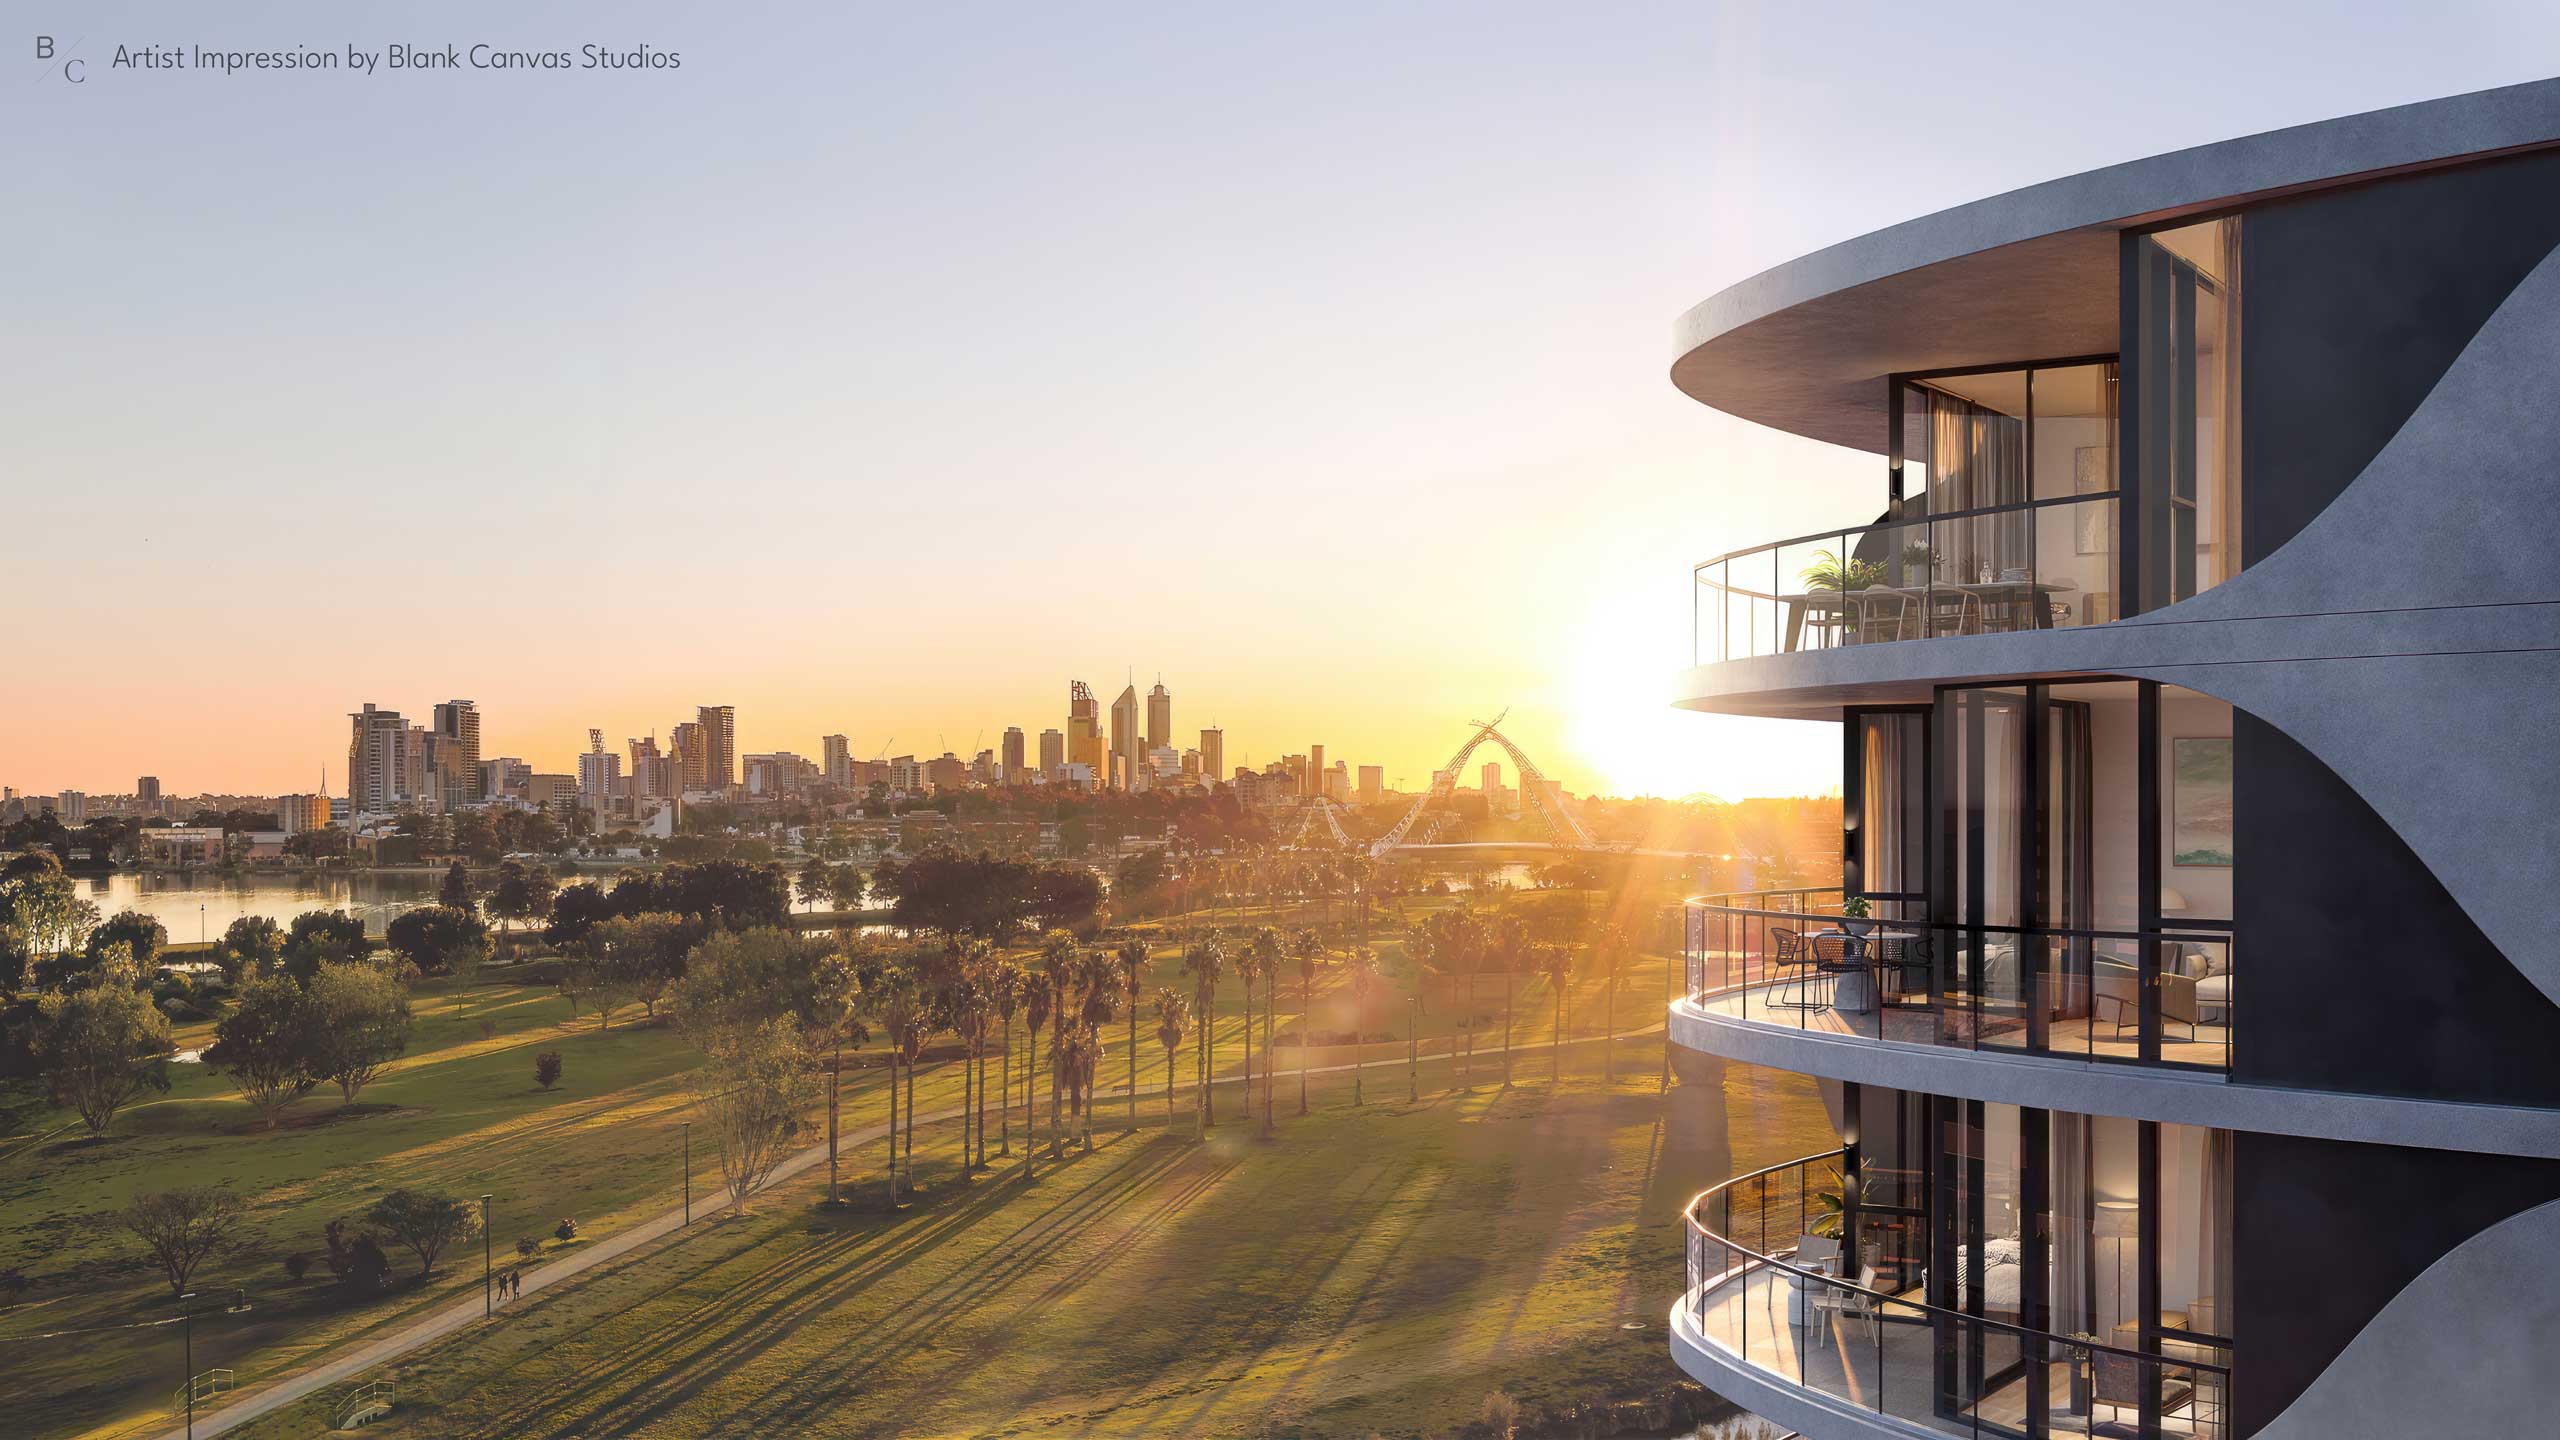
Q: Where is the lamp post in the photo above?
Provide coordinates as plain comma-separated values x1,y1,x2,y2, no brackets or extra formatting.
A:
176,1288,250,1440
683,1121,692,1225
481,1194,493,1316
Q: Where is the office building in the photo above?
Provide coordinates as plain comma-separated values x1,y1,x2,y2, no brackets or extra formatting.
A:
1002,727,1026,782
1110,684,1140,791
1200,727,1224,785
696,705,736,792
670,722,709,794
1308,744,1325,799
1147,679,1172,752
479,756,531,803
134,776,161,817
1358,765,1384,804
577,745,623,816
57,790,87,824
432,700,484,803
1664,84,2560,1440
1039,727,1065,777
823,734,852,790
1067,681,1104,776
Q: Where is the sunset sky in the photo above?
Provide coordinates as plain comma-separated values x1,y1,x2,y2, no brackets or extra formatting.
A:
8,3,2555,801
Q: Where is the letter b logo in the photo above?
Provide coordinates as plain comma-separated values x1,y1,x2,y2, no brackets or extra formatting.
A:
36,36,53,58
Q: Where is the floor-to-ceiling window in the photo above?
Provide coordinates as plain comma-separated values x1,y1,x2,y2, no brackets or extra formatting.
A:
2130,216,2244,610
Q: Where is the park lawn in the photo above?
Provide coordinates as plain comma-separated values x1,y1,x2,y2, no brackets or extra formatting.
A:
224,1044,1834,1440
2,973,975,1440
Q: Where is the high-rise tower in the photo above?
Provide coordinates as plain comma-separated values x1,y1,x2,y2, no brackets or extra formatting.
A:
1147,679,1172,753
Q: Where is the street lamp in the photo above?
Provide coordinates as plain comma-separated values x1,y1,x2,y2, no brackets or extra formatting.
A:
480,1194,494,1317
176,1288,251,1440
683,1121,692,1225
1408,995,1420,1102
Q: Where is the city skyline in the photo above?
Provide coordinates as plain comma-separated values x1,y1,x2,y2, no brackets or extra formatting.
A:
12,5,2551,804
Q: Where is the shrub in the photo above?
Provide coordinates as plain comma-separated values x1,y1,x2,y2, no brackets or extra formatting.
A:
478,1017,499,1042
553,1217,579,1243
516,1236,539,1259
533,1050,563,1089
0,1267,28,1301
284,1252,309,1281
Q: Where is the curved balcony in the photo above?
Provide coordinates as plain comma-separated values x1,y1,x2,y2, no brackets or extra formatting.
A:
1673,1153,2231,1440
1693,496,2121,667
1680,892,2232,1076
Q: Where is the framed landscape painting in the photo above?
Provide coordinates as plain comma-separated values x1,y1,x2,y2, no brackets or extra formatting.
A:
2172,737,2234,867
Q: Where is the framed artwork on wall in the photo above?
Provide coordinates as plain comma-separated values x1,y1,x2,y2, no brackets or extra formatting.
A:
2171,737,2234,867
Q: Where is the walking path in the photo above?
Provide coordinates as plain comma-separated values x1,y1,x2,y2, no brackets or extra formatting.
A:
154,1023,1662,1439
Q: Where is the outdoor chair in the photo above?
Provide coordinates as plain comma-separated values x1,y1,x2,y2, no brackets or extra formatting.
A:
1769,926,1824,1010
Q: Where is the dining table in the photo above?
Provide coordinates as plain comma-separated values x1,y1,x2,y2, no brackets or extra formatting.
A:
1809,925,1925,1014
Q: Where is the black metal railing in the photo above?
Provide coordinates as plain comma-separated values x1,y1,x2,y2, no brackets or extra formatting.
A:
1682,894,2233,1076
1683,1153,2231,1439
1693,494,2121,665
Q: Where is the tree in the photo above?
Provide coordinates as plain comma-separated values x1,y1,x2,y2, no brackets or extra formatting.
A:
87,910,168,973
488,860,557,934
829,864,868,913
1026,863,1104,935
385,905,487,975
874,972,925,1204
1021,963,1053,1180
594,912,696,1020
1346,946,1381,1106
1233,932,1265,1133
1264,928,1306,1119
30,966,172,1135
534,1050,563,1089
1154,988,1191,1133
991,960,1025,1158
1541,942,1573,1083
439,861,474,910
364,1188,481,1278
306,962,412,1102
281,910,368,981
1178,933,1226,1130
207,975,320,1127
1113,939,1147,1131
544,881,616,946
1593,922,1632,1081
120,1187,246,1297
796,856,833,910
213,915,283,984
1051,1019,1097,1157
1490,913,1530,1086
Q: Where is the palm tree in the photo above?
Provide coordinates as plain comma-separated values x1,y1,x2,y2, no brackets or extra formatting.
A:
1155,988,1191,1133
1492,913,1529,1087
1075,946,1117,1154
1115,939,1147,1130
1283,927,1321,1115
876,970,924,1208
1345,946,1381,1106
1024,967,1054,1179
1233,932,1264,1138
1039,932,1078,1161
1542,941,1573,1084
1593,922,1631,1081
1178,932,1227,1130
1246,927,1285,1134
991,960,1025,1156
1052,1023,1096,1158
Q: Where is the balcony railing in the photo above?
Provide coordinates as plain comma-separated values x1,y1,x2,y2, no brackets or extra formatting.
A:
1682,1153,2231,1439
1683,893,2233,1076
1693,494,2120,666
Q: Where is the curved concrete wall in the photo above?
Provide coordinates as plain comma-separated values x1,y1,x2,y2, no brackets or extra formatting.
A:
2253,1196,2560,1439
1677,242,2560,1011
1669,999,2560,1159
1668,1293,1928,1440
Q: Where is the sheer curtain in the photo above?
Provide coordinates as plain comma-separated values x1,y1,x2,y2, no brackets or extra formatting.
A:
1929,389,2028,580
2051,1112,2092,1335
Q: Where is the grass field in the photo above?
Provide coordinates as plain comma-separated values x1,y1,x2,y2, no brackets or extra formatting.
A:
223,1043,1831,1440
1,889,1715,1439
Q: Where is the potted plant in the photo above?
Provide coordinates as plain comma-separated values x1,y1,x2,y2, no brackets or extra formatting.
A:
1899,542,1940,586
2064,1333,2101,1413
1840,894,1874,937
1801,549,1883,592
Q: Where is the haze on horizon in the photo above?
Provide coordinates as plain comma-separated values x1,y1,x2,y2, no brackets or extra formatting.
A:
8,2,2554,801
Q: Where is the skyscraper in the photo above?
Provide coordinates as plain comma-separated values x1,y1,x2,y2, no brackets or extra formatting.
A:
1039,727,1065,776
347,704,413,812
134,775,161,817
1481,760,1503,812
1001,727,1025,781
1146,679,1172,752
697,706,736,792
432,700,484,803
823,734,852,789
670,721,709,793
1109,684,1140,792
1357,765,1383,804
1199,727,1224,784
629,735,670,799
1308,744,1326,799
1067,682,1103,776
